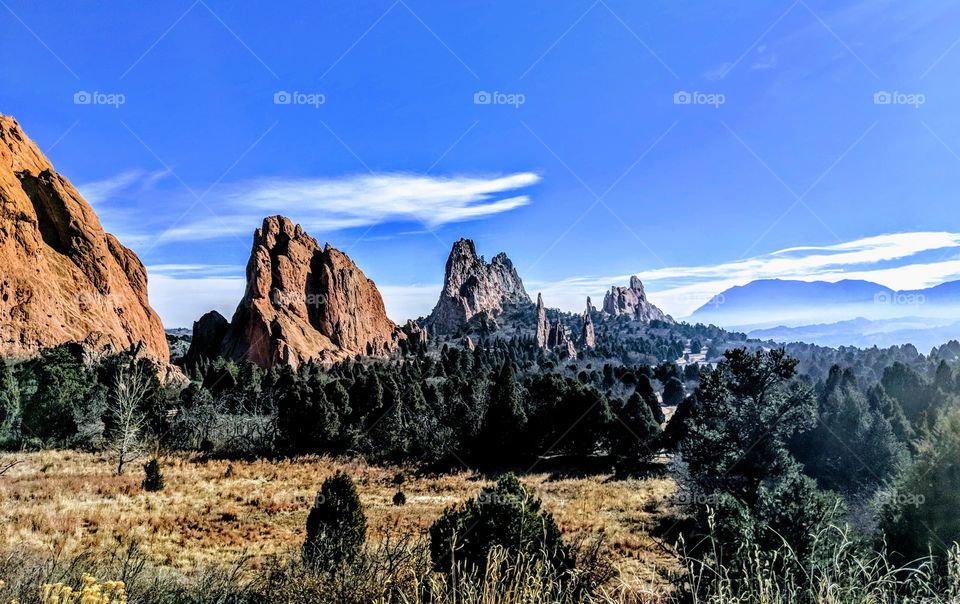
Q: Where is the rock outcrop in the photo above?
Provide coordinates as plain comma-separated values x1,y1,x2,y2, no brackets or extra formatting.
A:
547,319,576,360
580,297,596,349
602,276,673,323
0,115,168,361
535,293,548,349
183,310,229,366
401,319,428,347
217,216,398,367
427,239,530,335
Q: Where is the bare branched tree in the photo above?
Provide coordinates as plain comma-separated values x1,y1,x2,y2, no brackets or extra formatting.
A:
0,457,21,477
107,363,151,475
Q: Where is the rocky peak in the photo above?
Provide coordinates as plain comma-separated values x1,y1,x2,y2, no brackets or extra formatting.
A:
580,297,596,349
602,276,673,323
0,115,168,361
535,293,548,349
427,238,530,334
216,216,398,367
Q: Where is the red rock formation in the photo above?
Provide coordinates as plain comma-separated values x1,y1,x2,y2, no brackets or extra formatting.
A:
218,216,398,367
0,115,168,361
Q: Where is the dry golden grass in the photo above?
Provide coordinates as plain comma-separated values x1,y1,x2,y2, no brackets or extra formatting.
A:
0,451,679,593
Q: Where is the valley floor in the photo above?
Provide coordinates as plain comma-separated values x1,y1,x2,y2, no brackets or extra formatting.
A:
0,451,680,596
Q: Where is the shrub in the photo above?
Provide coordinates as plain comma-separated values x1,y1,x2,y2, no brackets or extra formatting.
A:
429,474,570,576
141,458,164,492
393,491,406,506
304,471,367,566
40,574,127,604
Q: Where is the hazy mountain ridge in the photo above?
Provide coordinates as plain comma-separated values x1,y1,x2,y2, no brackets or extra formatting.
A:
690,278,960,330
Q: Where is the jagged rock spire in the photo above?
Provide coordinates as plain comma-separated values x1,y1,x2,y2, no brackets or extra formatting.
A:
535,293,549,349
580,297,596,349
215,216,398,367
427,238,530,335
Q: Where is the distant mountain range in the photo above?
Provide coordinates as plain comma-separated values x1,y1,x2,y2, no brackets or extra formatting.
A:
690,279,960,328
689,278,960,349
749,317,960,351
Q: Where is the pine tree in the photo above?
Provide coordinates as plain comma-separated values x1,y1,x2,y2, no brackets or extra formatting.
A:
478,361,527,463
304,471,367,566
0,360,21,443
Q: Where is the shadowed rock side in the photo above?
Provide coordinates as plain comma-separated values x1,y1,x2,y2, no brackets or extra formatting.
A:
602,276,673,323
427,238,531,335
213,216,398,368
0,115,168,361
183,310,229,367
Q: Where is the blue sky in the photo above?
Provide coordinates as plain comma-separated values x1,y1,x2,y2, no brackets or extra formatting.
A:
4,0,960,326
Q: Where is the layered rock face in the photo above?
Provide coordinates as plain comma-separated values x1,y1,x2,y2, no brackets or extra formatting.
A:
602,276,673,323
0,115,168,361
215,216,397,367
428,239,530,334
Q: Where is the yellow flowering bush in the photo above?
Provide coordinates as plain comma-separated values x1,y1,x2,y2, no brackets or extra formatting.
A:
39,575,126,604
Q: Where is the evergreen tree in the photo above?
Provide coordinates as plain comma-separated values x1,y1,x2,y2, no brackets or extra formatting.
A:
21,344,95,443
662,376,685,409
0,360,21,443
881,407,960,563
478,361,526,463
304,471,367,566
635,375,665,424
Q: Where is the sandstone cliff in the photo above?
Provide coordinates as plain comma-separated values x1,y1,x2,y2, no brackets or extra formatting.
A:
0,115,168,361
427,238,530,334
602,276,673,323
215,216,397,367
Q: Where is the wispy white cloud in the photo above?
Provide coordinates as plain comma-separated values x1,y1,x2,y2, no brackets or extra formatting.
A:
77,169,172,205
154,172,540,242
530,232,960,317
146,231,960,329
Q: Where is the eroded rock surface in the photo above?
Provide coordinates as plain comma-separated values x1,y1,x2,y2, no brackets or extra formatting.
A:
0,115,168,361
428,239,530,335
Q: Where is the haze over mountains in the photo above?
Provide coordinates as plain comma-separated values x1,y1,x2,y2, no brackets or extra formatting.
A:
690,278,960,349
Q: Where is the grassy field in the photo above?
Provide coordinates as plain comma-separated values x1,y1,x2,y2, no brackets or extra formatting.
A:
0,451,680,596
